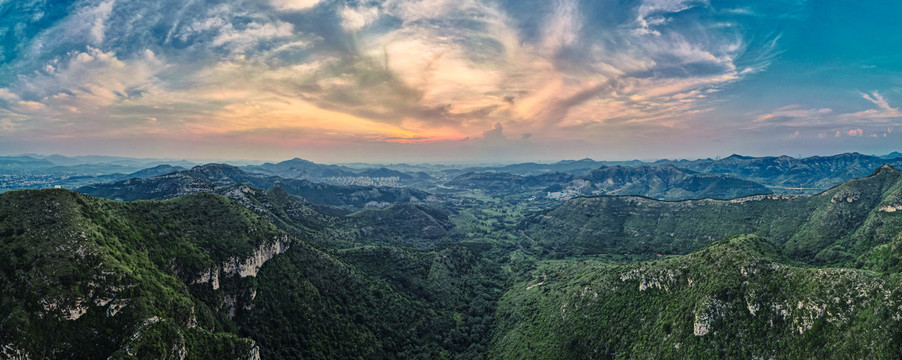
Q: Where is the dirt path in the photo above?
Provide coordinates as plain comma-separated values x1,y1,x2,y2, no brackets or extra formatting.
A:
526,274,547,290
520,230,537,246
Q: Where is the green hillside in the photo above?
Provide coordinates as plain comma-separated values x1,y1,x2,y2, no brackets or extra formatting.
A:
492,235,902,359
523,165,902,267
0,189,503,359
4,165,902,359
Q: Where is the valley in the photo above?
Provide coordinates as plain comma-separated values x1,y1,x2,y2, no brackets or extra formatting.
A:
3,153,902,358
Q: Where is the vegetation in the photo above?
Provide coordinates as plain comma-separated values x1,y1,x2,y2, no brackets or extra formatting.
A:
522,165,902,266
4,164,902,359
492,235,902,359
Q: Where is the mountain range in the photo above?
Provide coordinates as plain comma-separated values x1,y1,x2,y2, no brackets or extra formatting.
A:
75,164,429,210
448,165,772,200
4,155,902,358
522,165,902,267
654,152,902,192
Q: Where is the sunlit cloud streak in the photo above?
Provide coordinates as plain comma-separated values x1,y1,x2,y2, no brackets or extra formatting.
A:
0,0,899,161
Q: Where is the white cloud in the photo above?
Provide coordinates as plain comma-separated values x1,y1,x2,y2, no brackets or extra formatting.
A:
384,0,459,23
210,21,294,53
840,91,902,120
540,0,581,54
270,0,321,12
754,105,832,123
0,48,167,135
340,5,381,32
635,0,701,35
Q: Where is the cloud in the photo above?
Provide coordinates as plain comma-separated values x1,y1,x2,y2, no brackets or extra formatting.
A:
840,91,902,120
0,0,794,160
0,48,167,136
270,0,321,12
751,91,901,137
70,0,116,45
481,122,505,141
210,21,294,53
753,105,832,124
340,5,381,32
540,0,581,54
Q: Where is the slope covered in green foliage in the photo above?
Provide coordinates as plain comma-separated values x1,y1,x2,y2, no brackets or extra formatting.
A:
491,235,902,359
0,189,274,359
0,189,505,359
5,164,902,359
523,165,902,267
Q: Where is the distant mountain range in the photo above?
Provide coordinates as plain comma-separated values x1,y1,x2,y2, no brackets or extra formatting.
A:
5,151,902,195
447,165,771,200
444,152,902,194
241,157,432,185
76,163,430,209
653,152,902,192
448,158,646,177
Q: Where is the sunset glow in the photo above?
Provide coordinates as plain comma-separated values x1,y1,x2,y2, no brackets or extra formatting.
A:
0,0,900,162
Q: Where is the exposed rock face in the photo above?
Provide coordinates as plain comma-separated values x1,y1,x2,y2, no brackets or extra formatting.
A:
194,234,292,290
1,344,30,360
245,346,261,360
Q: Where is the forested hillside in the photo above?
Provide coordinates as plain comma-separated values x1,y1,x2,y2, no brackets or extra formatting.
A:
3,165,902,359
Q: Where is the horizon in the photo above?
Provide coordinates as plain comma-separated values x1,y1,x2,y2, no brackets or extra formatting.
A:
3,149,901,167
1,1,901,162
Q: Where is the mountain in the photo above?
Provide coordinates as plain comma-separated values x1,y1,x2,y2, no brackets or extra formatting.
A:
0,155,56,171
6,164,902,359
74,171,217,201
655,152,902,192
75,163,431,209
522,165,902,266
492,234,902,359
355,167,414,179
446,172,571,193
447,165,771,200
0,189,282,358
242,158,433,187
451,158,647,177
241,157,357,180
880,151,902,159
0,189,504,359
126,164,187,179
342,203,456,247
583,165,771,199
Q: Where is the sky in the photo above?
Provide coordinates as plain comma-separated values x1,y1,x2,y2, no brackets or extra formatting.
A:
0,0,900,163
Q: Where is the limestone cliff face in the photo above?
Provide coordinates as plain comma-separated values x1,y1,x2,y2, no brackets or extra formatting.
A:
194,234,292,290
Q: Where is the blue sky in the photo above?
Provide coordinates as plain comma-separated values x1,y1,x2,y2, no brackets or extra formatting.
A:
0,0,900,162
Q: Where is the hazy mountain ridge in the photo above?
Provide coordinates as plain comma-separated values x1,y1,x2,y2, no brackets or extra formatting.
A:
240,158,432,186
447,165,771,200
655,152,902,192
75,163,431,210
